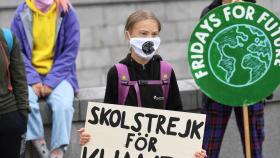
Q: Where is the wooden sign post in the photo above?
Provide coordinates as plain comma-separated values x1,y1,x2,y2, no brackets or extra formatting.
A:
243,106,251,158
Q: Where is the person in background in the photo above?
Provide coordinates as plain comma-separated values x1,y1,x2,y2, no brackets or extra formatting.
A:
200,0,265,158
0,28,29,158
11,0,80,157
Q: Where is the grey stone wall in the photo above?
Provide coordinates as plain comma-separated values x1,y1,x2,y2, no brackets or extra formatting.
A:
75,0,208,88
1,0,278,88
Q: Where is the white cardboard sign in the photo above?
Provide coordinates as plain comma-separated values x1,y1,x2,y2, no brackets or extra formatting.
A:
81,102,206,158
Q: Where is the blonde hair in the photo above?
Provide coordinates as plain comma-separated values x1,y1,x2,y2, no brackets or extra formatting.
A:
125,10,161,33
55,0,71,12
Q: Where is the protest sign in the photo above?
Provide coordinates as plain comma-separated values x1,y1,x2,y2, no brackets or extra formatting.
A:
81,102,206,158
188,2,280,106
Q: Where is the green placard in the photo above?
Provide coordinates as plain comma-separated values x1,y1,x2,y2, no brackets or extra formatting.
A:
188,2,280,106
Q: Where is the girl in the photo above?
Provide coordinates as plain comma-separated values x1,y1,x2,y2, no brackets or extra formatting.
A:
0,28,29,158
11,0,80,157
200,0,265,158
79,10,207,158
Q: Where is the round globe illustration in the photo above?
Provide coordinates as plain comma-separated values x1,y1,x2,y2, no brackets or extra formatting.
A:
208,24,272,87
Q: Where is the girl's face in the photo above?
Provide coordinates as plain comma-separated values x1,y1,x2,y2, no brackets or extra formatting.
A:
127,19,160,39
223,0,243,4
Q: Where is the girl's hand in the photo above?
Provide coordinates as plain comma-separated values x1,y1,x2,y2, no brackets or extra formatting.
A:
194,149,207,158
78,128,91,145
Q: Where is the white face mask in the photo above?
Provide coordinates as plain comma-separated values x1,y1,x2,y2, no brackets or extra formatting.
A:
36,0,54,6
127,33,161,60
34,0,54,12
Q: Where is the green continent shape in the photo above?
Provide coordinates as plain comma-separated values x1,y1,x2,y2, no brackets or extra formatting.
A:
214,26,248,82
242,54,266,83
